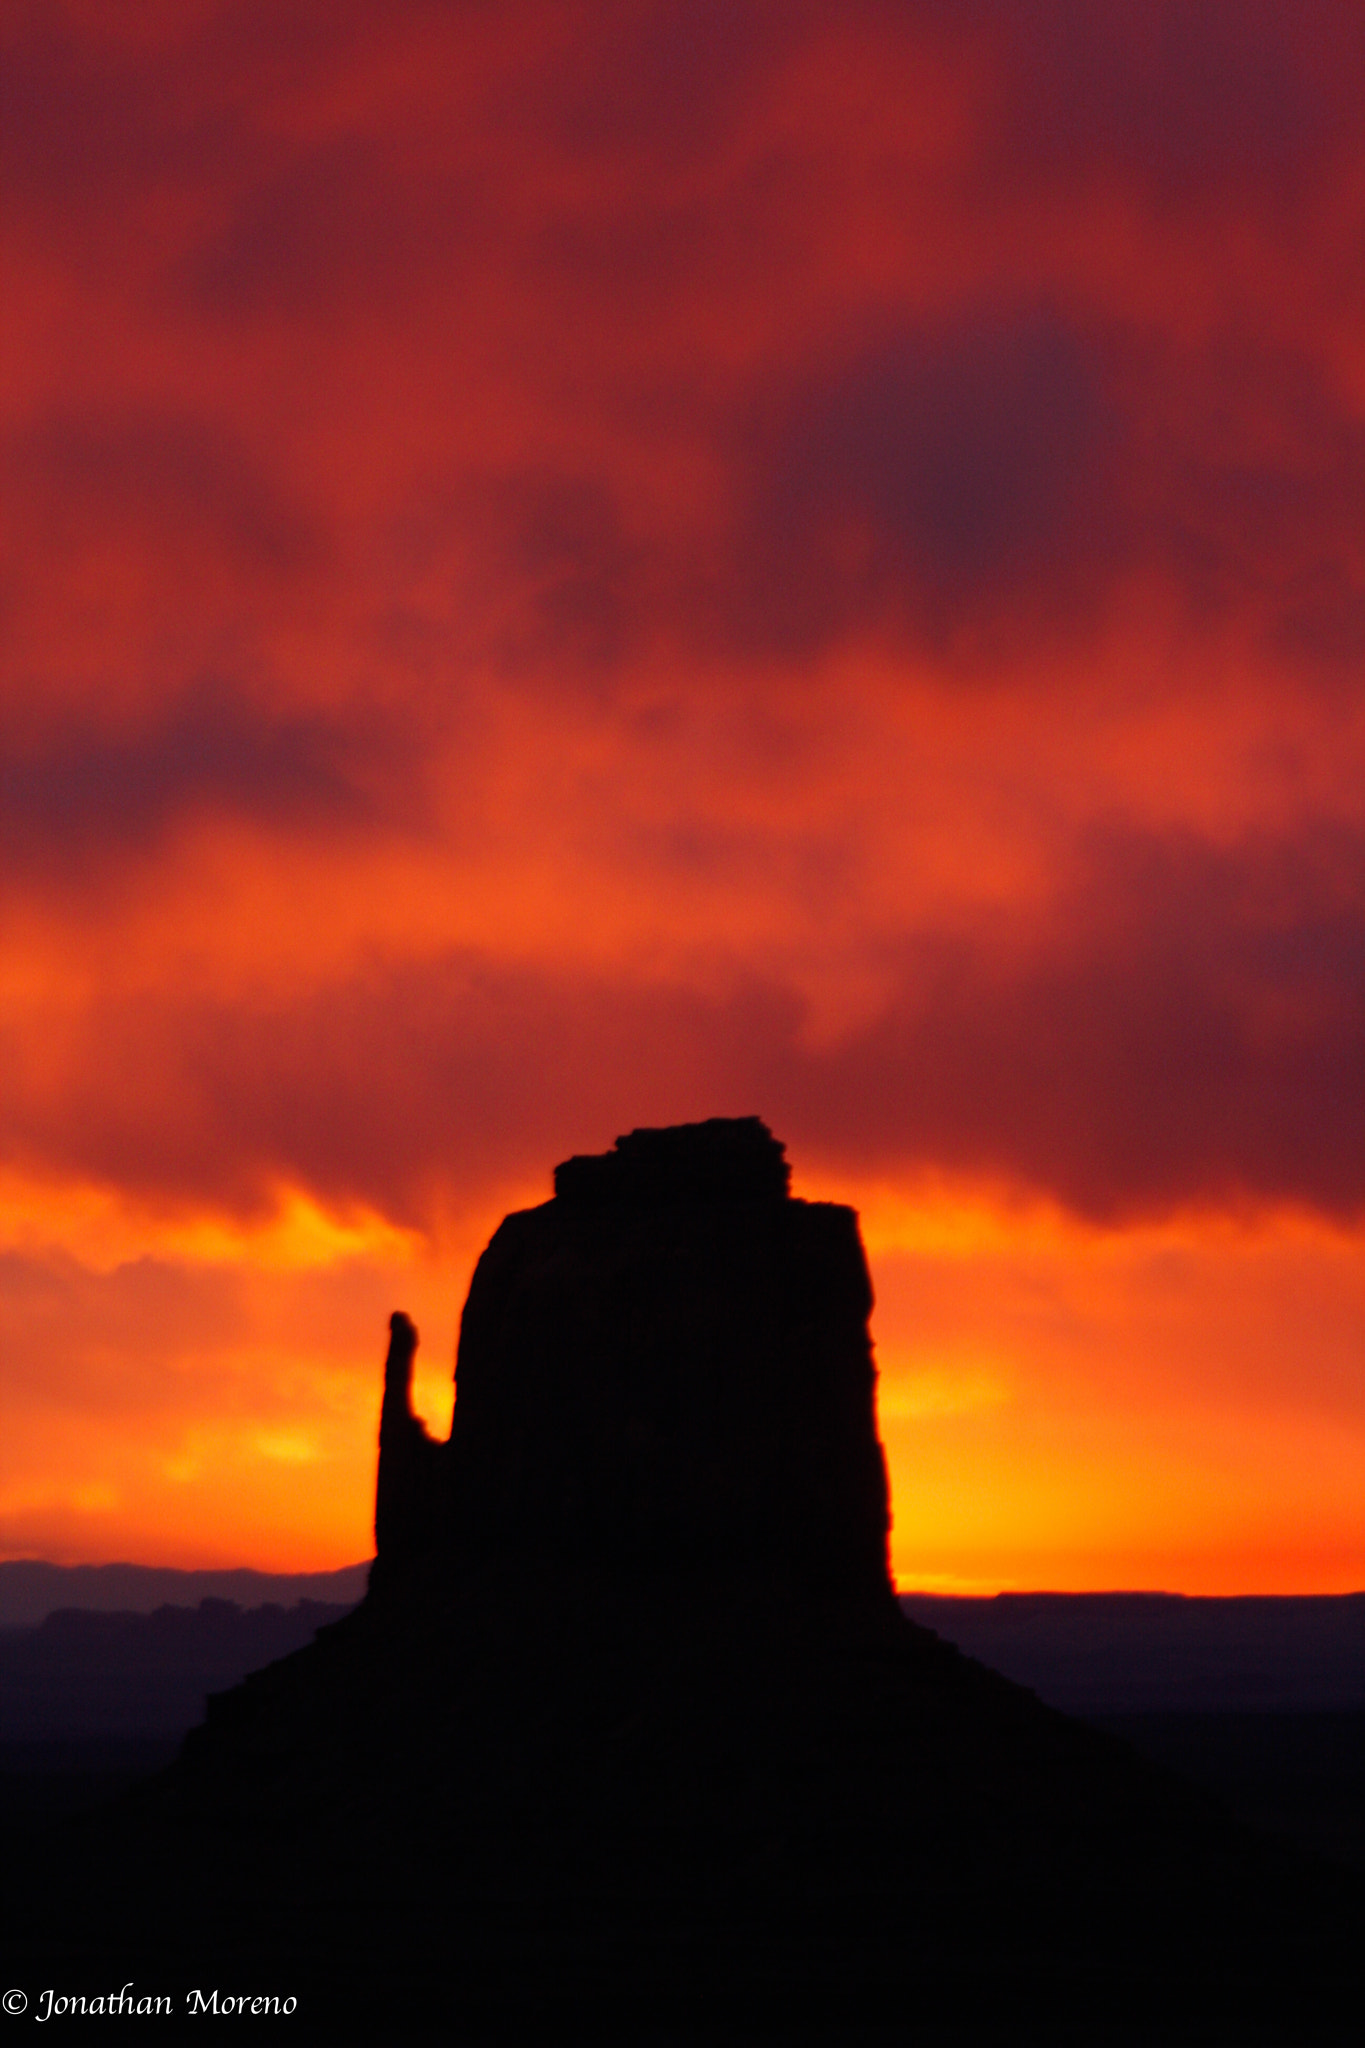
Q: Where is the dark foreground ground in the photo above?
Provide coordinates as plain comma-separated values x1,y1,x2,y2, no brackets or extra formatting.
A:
903,1590,1365,1877
5,1584,1360,1871
1,1578,1361,2042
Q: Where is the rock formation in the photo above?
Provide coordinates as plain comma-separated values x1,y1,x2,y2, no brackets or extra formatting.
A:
8,1118,1360,2041
373,1309,444,1570
373,1117,893,1607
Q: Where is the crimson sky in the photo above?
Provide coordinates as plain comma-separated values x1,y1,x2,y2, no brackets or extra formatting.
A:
2,1,1362,1588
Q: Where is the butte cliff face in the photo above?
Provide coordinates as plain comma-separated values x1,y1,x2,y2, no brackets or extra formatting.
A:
374,1117,892,1606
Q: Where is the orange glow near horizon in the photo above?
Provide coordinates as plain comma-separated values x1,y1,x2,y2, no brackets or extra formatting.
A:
1,1166,1360,1592
2,5,1363,1591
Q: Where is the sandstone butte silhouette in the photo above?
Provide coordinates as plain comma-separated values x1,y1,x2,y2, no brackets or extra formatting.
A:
8,1121,1360,2040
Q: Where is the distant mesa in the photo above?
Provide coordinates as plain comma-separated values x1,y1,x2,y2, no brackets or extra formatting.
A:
0,1560,370,1631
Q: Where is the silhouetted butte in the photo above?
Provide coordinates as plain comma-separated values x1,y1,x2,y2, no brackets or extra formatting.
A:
9,1119,1359,2040
375,1116,891,1604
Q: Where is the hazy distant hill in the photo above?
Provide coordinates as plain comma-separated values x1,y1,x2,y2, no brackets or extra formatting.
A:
3,1580,1360,1874
902,1591,1365,1873
3,1570,1361,1725
0,1597,357,1741
0,1558,370,1629
900,1591,1365,1712
5,1566,1363,1880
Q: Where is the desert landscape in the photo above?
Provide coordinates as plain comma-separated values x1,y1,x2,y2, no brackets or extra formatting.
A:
3,7,1363,2037
5,1124,1362,2037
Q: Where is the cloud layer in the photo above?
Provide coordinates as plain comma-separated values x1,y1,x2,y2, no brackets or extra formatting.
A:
3,3,1363,1576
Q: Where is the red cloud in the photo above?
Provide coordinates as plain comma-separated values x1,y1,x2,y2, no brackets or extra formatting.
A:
2,0,1362,1222
1,819,1358,1228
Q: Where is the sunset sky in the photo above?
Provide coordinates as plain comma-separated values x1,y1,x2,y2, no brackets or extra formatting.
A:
2,1,1362,1591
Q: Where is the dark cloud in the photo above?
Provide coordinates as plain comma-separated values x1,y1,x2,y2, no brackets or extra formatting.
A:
10,4,1365,687
179,135,490,320
413,468,652,682
9,4,1362,261
172,12,798,326
719,309,1119,659
397,308,1120,687
984,0,1363,206
451,311,1365,688
0,10,238,210
4,408,321,576
784,825,1365,1220
1141,341,1365,672
533,0,801,163
0,676,399,876
3,824,1360,1227
2,4,1364,1235
0,953,779,1224
0,2,388,217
